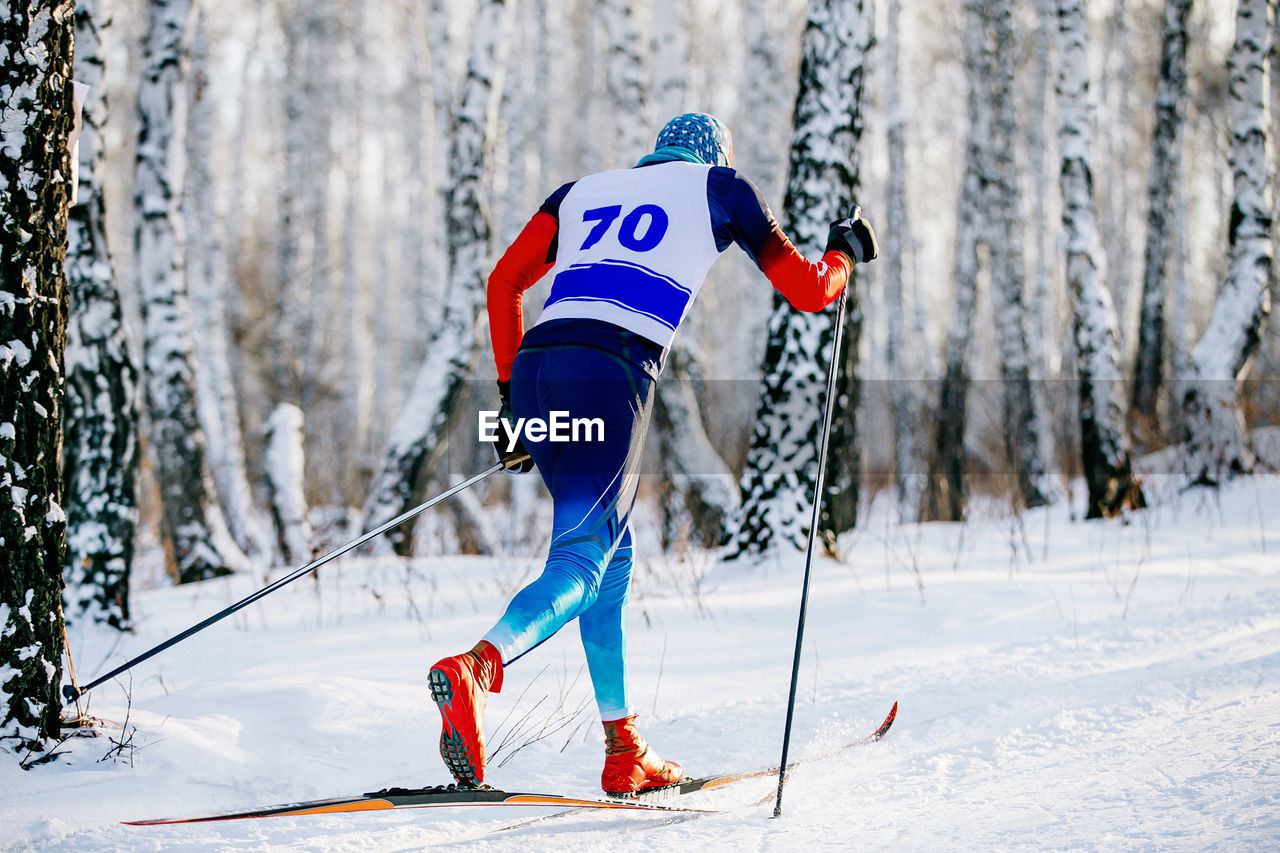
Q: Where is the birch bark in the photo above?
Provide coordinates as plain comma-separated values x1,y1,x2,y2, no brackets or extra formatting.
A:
64,0,140,627
1181,0,1273,486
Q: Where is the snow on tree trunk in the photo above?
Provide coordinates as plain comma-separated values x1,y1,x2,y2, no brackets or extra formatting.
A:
1027,0,1058,483
184,7,271,563
986,0,1049,511
1,0,74,755
263,403,313,566
1101,0,1135,348
1028,0,1054,380
1181,0,1273,486
923,0,989,523
360,0,514,555
883,0,926,523
724,0,874,560
1056,0,1145,519
1131,0,1192,447
63,0,140,629
134,0,248,582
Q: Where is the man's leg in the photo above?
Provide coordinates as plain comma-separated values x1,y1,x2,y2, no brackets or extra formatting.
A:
432,347,652,785
578,526,684,795
578,527,634,720
482,347,652,665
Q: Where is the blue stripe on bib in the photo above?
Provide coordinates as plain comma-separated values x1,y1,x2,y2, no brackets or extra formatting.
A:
544,260,693,331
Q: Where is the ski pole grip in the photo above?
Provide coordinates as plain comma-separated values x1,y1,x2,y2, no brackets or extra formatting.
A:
501,450,531,470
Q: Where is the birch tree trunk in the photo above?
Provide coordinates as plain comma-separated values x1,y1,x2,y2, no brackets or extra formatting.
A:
740,0,788,196
987,0,1048,511
1101,0,1134,348
1057,0,1145,518
1166,173,1192,442
498,0,534,244
597,0,649,167
923,0,989,522
651,0,689,123
300,0,335,418
64,0,140,628
263,403,313,565
1181,0,1273,486
1131,0,1193,446
0,0,73,755
884,0,925,522
1028,0,1055,380
184,7,270,562
403,0,434,369
135,0,248,582
725,0,874,560
1028,0,1058,481
360,0,514,554
274,0,306,404
338,0,373,495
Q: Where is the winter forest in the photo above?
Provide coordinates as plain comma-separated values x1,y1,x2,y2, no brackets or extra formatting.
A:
2,0,1279,842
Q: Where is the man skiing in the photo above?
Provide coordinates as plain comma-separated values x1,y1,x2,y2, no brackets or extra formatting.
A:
429,113,878,796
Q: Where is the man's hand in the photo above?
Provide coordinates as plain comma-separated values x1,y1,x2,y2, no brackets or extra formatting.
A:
496,380,535,473
826,205,879,264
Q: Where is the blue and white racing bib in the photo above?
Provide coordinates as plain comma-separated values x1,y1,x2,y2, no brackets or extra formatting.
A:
535,162,720,348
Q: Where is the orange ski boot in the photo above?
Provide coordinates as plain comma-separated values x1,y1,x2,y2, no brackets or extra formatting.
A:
428,641,504,786
600,715,685,796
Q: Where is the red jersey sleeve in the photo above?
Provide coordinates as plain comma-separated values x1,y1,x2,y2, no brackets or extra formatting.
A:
487,211,558,382
757,239,852,313
707,167,851,312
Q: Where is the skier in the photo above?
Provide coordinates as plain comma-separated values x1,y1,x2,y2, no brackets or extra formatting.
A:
429,113,877,796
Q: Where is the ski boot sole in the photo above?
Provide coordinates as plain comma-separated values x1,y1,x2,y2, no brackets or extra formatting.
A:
429,666,481,786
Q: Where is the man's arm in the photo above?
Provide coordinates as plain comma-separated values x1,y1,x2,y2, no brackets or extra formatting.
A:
487,212,558,382
708,168,859,312
486,182,573,381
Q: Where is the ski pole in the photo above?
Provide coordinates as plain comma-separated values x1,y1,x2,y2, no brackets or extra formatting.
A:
63,454,528,705
772,233,852,819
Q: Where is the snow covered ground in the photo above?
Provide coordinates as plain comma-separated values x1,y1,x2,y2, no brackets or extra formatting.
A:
3,464,1279,851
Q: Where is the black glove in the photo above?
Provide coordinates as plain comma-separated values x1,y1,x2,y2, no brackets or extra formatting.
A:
495,380,534,473
826,205,878,264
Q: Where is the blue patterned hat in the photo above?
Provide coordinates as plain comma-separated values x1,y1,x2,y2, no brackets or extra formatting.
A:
651,113,733,167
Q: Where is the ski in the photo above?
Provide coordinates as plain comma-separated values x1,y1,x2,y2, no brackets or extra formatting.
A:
126,703,897,828
635,699,897,802
123,783,715,826
492,700,898,833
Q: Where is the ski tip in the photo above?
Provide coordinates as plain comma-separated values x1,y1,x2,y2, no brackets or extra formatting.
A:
873,702,898,741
